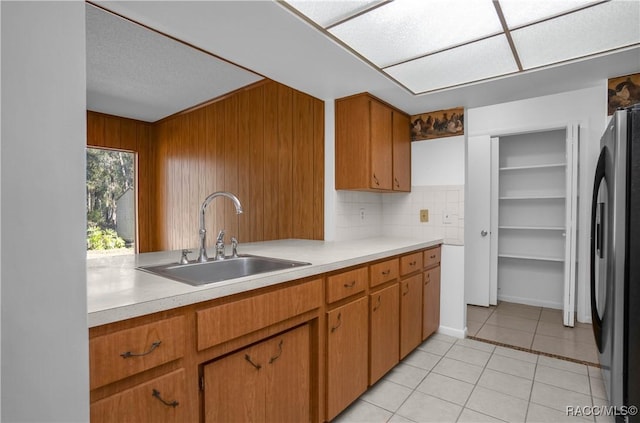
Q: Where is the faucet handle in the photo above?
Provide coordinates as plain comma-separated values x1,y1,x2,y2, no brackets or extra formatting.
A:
180,249,192,265
216,230,225,243
231,237,239,257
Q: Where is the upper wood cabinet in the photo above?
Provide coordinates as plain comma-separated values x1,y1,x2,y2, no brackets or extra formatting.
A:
335,93,411,192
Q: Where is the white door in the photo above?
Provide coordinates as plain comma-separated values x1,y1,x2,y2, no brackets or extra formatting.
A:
563,124,579,326
465,135,492,306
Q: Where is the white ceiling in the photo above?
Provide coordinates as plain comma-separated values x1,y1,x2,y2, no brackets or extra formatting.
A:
88,1,640,119
86,4,263,122
284,0,639,95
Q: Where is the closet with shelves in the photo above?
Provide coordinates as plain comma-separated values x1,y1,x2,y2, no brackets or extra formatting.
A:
489,127,578,325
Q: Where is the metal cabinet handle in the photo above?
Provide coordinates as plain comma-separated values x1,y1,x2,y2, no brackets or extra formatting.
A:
373,174,380,186
244,354,262,370
331,312,342,333
121,341,161,359
269,340,284,364
381,269,391,276
481,230,488,237
394,177,400,188
425,273,431,284
403,284,409,296
430,254,436,259
343,280,356,288
152,389,179,408
410,260,417,266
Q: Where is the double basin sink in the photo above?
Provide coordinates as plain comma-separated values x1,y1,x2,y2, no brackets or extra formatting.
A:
138,254,311,286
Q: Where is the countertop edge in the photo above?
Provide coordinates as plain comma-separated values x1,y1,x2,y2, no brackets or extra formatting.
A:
88,238,442,328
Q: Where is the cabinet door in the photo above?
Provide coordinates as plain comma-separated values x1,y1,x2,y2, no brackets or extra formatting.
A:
400,274,423,359
326,297,369,421
204,341,265,423
265,325,311,423
392,111,411,191
370,284,400,384
90,369,189,423
204,325,310,423
369,100,393,190
423,266,441,340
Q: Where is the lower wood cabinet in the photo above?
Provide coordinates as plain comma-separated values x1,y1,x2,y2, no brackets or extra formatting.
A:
326,296,368,421
90,245,442,423
90,369,189,423
369,284,399,384
203,324,310,423
423,265,441,340
400,274,423,359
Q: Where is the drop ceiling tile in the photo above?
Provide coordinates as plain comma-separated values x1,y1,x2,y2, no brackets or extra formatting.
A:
498,0,601,28
285,0,383,28
385,34,518,94
329,0,503,67
512,0,640,69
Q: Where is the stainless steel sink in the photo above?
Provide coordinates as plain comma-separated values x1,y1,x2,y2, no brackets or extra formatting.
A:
138,255,311,286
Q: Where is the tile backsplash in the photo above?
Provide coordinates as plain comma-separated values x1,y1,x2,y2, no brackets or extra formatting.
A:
334,185,464,245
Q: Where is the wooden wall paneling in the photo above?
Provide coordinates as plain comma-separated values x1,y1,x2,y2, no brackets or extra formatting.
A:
248,85,265,242
224,95,240,240
262,81,280,241
87,112,106,147
277,84,294,239
136,124,150,252
292,91,314,239
210,101,226,246
190,108,208,250
103,115,122,150
313,98,325,240
237,86,265,242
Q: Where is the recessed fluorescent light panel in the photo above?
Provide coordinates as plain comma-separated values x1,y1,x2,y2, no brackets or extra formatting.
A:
282,0,640,94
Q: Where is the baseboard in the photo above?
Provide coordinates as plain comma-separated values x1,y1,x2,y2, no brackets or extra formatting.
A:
497,294,563,310
437,325,466,339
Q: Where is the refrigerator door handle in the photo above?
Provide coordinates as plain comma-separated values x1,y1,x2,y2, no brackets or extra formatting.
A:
590,146,607,352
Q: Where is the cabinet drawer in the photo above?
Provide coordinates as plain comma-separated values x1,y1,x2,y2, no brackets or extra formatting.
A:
90,369,189,423
369,258,399,288
326,267,367,303
197,279,322,351
400,252,423,276
424,246,441,268
90,316,185,390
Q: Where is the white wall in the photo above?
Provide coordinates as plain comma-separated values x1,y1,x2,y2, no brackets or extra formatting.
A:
467,85,607,323
405,135,467,337
1,3,89,421
412,136,465,185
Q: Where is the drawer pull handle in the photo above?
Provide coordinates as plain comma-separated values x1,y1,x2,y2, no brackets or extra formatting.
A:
120,341,161,359
395,177,400,188
410,261,417,266
381,269,391,276
244,354,262,370
373,295,381,311
430,254,436,259
152,389,179,408
269,340,284,364
373,173,380,186
343,281,356,288
331,312,342,333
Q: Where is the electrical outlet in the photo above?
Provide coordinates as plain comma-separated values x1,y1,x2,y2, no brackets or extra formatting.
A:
420,209,429,222
443,211,453,224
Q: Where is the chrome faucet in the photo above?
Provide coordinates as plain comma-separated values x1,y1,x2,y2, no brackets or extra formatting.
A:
197,191,243,263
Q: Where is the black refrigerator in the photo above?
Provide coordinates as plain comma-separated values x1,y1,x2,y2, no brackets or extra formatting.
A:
591,104,640,423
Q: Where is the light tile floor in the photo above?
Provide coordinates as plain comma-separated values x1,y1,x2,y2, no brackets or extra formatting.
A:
332,334,611,423
467,302,600,365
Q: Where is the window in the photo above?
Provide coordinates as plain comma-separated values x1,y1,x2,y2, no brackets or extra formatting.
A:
86,147,136,257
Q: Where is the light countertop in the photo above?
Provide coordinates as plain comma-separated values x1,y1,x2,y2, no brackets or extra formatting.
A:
87,237,442,328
